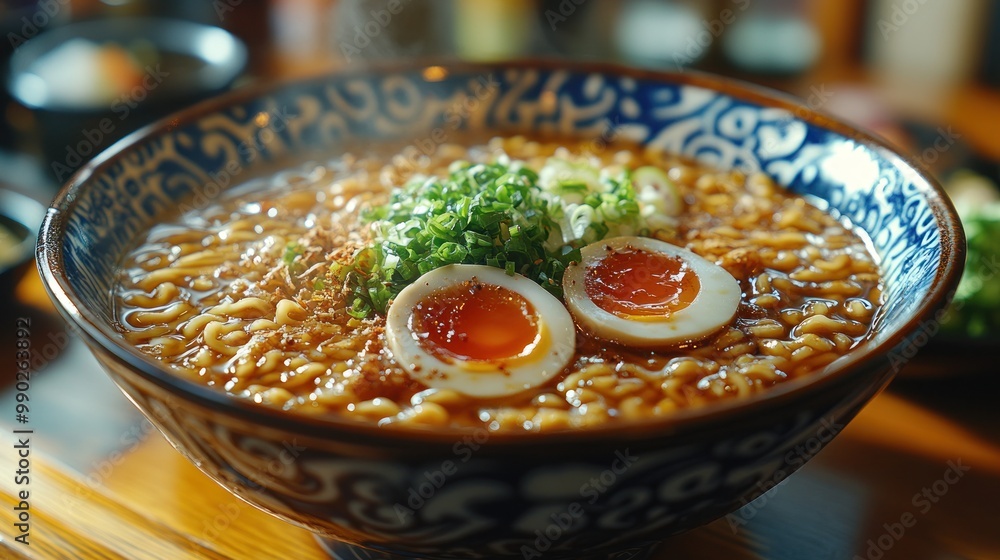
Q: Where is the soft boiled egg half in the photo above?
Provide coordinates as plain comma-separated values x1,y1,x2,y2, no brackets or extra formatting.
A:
386,264,576,398
563,236,742,348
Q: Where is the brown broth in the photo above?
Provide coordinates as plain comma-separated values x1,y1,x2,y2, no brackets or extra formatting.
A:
113,136,883,431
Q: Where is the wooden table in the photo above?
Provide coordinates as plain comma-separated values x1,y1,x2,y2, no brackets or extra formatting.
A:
1,268,999,560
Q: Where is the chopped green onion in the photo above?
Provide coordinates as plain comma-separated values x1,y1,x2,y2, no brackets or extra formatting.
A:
632,165,682,217
282,243,303,266
334,158,656,317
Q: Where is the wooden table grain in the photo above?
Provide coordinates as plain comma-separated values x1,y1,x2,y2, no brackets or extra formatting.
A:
2,270,999,560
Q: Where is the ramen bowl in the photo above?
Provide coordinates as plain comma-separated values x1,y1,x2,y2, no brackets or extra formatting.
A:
37,62,964,559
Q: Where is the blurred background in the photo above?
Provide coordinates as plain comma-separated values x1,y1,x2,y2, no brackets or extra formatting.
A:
1,2,999,558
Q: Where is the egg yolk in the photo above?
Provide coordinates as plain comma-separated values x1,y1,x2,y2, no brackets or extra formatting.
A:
410,282,540,362
584,246,700,318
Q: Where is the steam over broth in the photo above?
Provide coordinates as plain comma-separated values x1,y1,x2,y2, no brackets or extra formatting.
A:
114,137,883,431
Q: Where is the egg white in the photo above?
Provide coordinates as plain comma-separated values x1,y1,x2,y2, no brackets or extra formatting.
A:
386,264,576,398
563,236,742,348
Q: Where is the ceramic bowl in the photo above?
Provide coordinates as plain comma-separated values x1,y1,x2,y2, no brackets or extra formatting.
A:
0,186,46,292
7,17,247,182
37,62,964,559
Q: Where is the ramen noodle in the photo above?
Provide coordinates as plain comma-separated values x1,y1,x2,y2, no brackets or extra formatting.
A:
114,136,883,431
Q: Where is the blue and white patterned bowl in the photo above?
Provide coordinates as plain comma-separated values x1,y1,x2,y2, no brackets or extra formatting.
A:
37,62,964,559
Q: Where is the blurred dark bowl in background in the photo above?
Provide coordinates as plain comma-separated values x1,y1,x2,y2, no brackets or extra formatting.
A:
6,16,247,183
0,185,46,293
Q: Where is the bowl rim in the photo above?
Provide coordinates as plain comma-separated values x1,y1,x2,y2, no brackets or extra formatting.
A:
36,60,966,447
